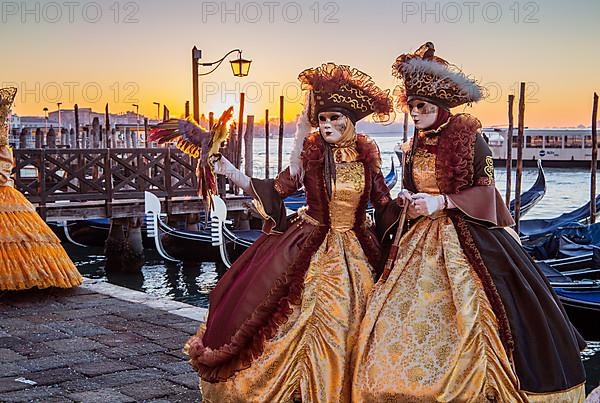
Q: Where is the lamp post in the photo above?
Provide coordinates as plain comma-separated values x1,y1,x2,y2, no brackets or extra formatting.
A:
153,102,160,121
192,46,252,123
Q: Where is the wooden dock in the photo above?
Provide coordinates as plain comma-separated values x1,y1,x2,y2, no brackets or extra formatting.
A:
12,147,251,221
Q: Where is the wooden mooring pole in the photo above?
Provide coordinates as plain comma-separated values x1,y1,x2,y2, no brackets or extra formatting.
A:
244,115,255,178
506,94,515,206
213,111,226,196
35,128,42,148
144,118,149,147
591,92,598,223
265,109,270,179
403,112,409,143
105,103,110,148
47,126,56,148
278,96,284,172
230,93,245,195
236,93,245,170
104,217,144,272
514,83,526,233
74,104,80,147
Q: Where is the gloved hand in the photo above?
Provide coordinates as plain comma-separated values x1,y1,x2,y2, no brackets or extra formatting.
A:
212,155,251,192
395,189,413,207
411,192,446,216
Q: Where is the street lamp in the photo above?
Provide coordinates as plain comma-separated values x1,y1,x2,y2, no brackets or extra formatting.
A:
132,104,139,145
192,47,252,123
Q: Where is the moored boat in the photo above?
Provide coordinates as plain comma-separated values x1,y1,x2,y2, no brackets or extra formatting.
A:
483,127,597,168
144,192,223,262
538,261,600,339
143,161,399,266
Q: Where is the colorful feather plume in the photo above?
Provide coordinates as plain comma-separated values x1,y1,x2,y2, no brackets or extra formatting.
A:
149,106,234,210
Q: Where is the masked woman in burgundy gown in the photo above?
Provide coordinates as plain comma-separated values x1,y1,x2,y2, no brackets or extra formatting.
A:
352,43,586,402
185,63,395,402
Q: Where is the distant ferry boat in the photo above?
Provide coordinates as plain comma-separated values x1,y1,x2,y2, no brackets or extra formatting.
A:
482,128,596,167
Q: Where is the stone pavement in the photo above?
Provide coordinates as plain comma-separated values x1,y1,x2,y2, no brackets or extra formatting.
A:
0,280,207,402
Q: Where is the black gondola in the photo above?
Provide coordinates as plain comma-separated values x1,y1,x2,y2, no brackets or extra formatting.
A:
508,159,546,217
538,261,600,339
50,219,154,248
520,195,600,240
144,192,217,262
144,162,398,266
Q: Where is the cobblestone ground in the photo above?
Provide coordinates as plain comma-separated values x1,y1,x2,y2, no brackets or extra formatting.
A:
0,287,203,402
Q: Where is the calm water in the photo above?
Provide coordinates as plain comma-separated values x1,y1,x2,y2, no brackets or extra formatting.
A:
65,134,600,393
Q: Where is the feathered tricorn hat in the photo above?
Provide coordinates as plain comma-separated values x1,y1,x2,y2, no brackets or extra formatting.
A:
0,87,17,145
298,63,393,127
392,42,483,111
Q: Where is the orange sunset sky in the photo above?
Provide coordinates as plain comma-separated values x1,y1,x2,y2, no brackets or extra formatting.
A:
2,0,599,128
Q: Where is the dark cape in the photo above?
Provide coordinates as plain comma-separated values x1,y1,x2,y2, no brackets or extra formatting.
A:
378,114,586,394
187,133,395,383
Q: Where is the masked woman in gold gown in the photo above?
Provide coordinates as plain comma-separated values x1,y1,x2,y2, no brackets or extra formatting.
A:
184,64,395,402
352,43,586,402
0,87,82,291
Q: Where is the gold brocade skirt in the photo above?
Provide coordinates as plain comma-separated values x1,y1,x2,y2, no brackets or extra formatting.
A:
352,214,585,403
200,229,374,403
0,185,82,291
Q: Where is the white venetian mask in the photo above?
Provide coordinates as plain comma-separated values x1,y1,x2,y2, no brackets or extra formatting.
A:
318,111,348,144
408,99,439,130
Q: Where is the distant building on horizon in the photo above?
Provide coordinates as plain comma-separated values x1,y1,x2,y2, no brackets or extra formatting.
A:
9,108,157,132
47,108,156,130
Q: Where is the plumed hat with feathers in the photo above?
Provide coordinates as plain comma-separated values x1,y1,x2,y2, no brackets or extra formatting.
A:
298,63,394,126
392,42,483,111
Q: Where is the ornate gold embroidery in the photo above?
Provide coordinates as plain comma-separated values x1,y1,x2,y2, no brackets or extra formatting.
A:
327,84,373,113
452,215,513,352
419,115,452,136
423,136,439,145
330,122,359,164
476,177,493,186
483,155,494,184
251,199,271,221
297,206,322,226
352,217,529,402
335,161,364,192
397,68,479,110
329,161,365,232
0,127,8,146
0,147,14,187
0,88,17,146
412,148,440,194
273,179,286,197
201,229,375,402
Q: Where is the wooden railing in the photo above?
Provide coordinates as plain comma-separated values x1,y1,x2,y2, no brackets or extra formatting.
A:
13,148,200,218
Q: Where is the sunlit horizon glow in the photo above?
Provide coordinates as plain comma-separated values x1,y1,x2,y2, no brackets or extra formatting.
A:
2,0,598,128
